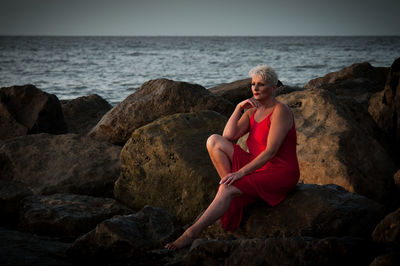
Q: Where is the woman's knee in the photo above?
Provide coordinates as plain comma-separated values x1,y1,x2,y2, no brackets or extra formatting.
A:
206,134,221,151
218,184,242,199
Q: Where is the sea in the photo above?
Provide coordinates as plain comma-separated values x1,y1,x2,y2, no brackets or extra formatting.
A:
1,36,399,105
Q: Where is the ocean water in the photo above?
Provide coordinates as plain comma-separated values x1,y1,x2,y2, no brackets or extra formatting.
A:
1,36,399,105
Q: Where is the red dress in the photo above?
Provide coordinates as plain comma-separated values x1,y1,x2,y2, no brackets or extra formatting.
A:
220,108,300,231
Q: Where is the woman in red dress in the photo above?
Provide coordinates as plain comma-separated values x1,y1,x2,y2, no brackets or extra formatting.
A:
166,65,300,249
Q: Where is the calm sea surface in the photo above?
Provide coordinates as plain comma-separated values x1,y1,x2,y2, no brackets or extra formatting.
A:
1,36,399,105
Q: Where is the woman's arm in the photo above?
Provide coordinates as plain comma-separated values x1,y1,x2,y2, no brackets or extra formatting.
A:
223,98,258,141
221,102,293,185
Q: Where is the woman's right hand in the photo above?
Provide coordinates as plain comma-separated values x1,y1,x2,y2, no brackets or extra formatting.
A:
238,97,261,110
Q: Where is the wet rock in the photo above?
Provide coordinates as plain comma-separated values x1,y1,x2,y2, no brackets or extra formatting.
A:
183,237,375,266
88,78,234,145
372,208,400,243
0,84,67,140
0,133,121,197
276,88,398,205
0,227,72,266
19,193,132,239
61,94,112,135
114,110,226,224
203,184,384,239
67,206,179,263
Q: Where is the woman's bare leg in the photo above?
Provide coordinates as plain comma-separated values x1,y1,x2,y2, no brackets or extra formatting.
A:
166,184,241,250
206,134,235,179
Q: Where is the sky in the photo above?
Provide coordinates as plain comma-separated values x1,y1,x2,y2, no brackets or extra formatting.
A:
0,0,399,36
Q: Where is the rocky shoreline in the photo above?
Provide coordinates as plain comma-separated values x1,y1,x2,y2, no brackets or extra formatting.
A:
1,58,400,265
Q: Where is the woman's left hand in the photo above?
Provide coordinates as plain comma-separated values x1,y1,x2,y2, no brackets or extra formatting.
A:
220,171,245,186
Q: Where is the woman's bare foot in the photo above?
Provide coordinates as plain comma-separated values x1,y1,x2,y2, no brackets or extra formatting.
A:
165,230,195,250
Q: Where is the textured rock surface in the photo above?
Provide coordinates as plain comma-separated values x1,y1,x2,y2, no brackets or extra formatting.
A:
88,78,234,144
0,180,32,226
19,193,132,239
0,227,72,266
67,206,179,263
0,84,67,140
369,58,400,161
183,237,375,266
203,184,384,239
61,94,112,135
114,111,226,224
372,208,400,243
276,88,397,205
370,252,400,266
208,78,252,105
304,61,388,104
0,102,28,140
0,133,121,197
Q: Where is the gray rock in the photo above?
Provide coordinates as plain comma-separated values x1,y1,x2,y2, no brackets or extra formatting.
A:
88,78,234,145
183,237,375,266
67,206,179,263
0,227,72,266
19,193,132,239
61,94,112,135
0,84,67,139
203,184,384,239
0,133,121,197
114,111,226,224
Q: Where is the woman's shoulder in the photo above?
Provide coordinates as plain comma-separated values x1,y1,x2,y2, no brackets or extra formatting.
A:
274,101,291,115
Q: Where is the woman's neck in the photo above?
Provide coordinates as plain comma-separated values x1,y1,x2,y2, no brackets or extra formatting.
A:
257,98,277,110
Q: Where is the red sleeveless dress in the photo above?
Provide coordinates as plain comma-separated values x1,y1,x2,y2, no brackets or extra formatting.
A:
220,107,300,231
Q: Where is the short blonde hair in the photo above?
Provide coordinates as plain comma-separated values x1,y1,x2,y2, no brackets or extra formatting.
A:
249,65,278,86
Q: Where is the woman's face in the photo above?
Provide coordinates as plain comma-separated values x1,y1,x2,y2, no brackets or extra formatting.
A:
251,75,275,101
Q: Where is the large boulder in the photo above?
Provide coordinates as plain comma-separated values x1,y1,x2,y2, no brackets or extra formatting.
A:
19,193,132,239
88,78,234,145
275,88,398,205
372,207,400,243
203,184,384,239
304,61,388,104
209,78,297,105
0,133,121,197
0,84,67,140
183,237,375,266
0,227,72,266
114,110,226,224
67,206,179,263
208,78,252,105
61,94,112,135
368,58,400,161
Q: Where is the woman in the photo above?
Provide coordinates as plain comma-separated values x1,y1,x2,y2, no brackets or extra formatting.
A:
166,65,300,250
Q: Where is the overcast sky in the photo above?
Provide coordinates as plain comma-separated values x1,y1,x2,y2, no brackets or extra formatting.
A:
1,0,399,36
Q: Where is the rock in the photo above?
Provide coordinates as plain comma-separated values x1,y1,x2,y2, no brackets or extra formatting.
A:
183,237,375,266
67,206,179,263
0,180,32,226
209,78,298,105
0,227,72,266
0,133,121,197
114,111,226,224
61,94,112,135
368,58,400,161
208,78,252,105
372,208,400,243
19,193,132,239
0,84,67,139
203,184,384,239
370,252,400,266
0,102,28,140
88,78,234,145
395,170,400,188
276,88,398,205
304,61,388,104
